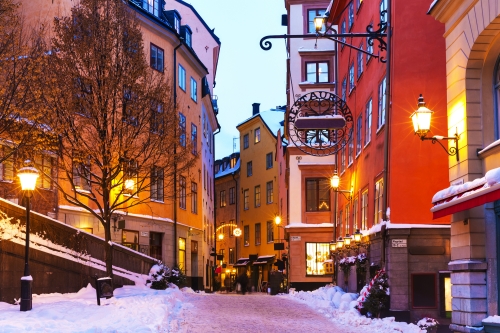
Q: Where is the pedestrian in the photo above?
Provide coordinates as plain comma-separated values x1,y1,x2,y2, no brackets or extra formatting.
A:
237,272,249,295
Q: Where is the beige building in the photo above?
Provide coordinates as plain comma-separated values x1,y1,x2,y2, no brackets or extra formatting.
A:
429,0,500,331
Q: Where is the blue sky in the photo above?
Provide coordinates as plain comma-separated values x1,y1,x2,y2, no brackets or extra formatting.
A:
186,0,287,159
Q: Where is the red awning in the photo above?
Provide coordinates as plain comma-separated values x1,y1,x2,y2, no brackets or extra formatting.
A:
431,183,500,219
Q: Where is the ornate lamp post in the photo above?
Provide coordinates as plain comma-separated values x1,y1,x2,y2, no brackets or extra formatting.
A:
17,161,39,312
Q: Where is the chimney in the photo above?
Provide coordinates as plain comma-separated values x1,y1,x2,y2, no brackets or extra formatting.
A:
252,103,260,115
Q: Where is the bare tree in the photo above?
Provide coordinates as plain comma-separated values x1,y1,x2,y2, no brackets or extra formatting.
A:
0,0,47,161
36,0,197,276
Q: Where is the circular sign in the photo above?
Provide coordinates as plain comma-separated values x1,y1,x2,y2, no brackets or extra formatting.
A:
233,228,242,237
288,91,353,156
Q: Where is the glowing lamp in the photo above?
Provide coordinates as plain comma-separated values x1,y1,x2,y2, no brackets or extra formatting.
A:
218,233,224,240
353,229,362,245
331,174,340,189
18,163,39,191
410,94,433,139
314,16,325,32
344,234,352,249
275,215,282,225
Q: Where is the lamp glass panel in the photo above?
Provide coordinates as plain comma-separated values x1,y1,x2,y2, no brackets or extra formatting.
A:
337,239,344,248
331,175,340,189
18,171,39,191
314,16,324,32
353,232,361,243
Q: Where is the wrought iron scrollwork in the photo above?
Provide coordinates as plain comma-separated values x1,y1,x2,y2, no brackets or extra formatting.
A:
288,91,353,157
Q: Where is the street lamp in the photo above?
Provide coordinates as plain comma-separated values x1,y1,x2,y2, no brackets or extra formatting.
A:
410,94,460,161
353,229,362,246
344,234,352,250
17,161,39,312
314,15,325,33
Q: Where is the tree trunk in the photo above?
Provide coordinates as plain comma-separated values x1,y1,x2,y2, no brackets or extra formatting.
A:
104,219,113,277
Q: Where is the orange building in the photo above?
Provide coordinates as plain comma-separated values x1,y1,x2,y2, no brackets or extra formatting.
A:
15,0,220,291
236,104,286,292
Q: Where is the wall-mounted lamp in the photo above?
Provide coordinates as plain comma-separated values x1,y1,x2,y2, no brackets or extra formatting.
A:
314,15,325,33
411,94,460,161
330,172,353,200
218,233,224,241
344,234,352,250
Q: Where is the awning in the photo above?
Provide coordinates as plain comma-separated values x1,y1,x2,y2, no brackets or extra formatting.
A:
431,173,500,219
233,258,250,267
253,255,275,266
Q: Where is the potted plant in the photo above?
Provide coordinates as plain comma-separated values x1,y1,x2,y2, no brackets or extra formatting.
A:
417,317,439,333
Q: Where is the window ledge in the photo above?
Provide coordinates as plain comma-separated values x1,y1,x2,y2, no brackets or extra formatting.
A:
298,82,335,90
76,189,91,194
364,141,371,149
0,180,13,183
151,199,164,203
376,124,385,134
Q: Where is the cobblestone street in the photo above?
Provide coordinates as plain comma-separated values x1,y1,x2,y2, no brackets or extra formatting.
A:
170,292,366,333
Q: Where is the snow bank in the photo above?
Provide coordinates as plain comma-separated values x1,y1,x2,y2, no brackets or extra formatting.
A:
284,284,423,333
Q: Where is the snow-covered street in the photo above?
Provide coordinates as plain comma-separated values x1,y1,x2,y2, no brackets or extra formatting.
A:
173,292,365,333
0,283,426,332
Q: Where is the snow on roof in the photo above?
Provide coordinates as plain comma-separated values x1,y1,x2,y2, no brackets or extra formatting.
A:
432,166,500,205
215,157,240,179
237,107,285,138
285,222,333,229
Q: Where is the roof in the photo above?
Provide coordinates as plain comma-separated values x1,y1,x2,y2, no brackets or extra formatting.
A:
175,0,221,45
236,107,286,139
215,157,240,179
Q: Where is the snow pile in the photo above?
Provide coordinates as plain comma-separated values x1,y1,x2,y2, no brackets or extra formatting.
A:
0,283,190,332
284,284,423,333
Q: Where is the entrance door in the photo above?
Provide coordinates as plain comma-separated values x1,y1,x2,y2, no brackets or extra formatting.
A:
149,232,163,261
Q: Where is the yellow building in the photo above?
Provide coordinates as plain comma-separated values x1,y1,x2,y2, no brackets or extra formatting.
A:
236,104,285,291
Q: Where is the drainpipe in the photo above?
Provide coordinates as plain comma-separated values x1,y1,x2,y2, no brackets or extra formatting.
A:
173,40,182,266
232,171,238,261
381,0,392,269
213,126,221,292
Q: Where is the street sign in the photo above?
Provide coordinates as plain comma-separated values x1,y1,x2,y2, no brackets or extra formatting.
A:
290,236,301,241
392,239,407,248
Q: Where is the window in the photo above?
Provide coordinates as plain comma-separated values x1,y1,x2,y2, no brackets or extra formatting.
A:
365,99,372,145
229,248,235,264
353,198,359,230
357,43,363,79
185,29,192,48
340,20,346,47
338,210,343,235
254,128,261,143
35,154,52,190
496,58,500,139
179,113,186,147
230,157,236,168
266,152,273,169
306,62,329,83
349,62,355,93
340,146,345,172
247,161,252,177
380,0,388,21
178,64,186,91
348,135,353,166
374,178,384,224
356,0,363,12
254,185,261,207
191,182,197,213
191,123,197,155
307,9,326,33
142,0,159,17
178,237,186,272
150,44,164,72
348,2,354,30
190,77,197,102
243,189,249,210
229,187,235,204
306,243,331,275
345,203,350,235
361,190,368,230
122,230,139,251
123,159,138,193
366,32,373,62
255,223,261,245
267,221,273,243
306,178,330,212
341,77,347,101
0,146,13,182
244,225,249,246
122,88,138,126
151,166,164,201
229,220,235,237
266,181,273,204
243,134,249,149
220,190,226,207
173,13,180,33
73,154,90,191
378,77,387,129
179,176,186,209
150,101,164,134
412,274,437,308
356,115,362,155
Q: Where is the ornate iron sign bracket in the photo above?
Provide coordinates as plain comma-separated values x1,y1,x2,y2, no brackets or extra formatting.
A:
260,12,387,62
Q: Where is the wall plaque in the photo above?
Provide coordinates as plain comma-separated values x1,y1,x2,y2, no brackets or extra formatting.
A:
392,239,407,248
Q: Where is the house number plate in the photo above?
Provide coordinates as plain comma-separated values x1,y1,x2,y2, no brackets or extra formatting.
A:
392,239,407,247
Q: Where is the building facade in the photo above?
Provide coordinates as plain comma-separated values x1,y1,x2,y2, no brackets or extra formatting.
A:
236,104,286,292
14,0,220,291
429,0,500,331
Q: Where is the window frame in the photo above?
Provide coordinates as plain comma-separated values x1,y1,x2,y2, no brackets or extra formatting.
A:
364,99,372,146
356,114,362,156
190,77,197,102
306,8,326,33
305,178,331,212
342,76,347,101
247,161,253,177
254,128,261,143
266,221,274,243
305,242,331,276
255,223,261,245
374,178,384,225
150,43,164,72
150,166,164,202
348,1,354,31
357,43,364,79
244,225,250,246
305,61,329,83
179,175,186,209
229,187,235,205
191,182,198,213
220,190,226,207
179,113,186,147
266,181,274,204
378,77,387,129
122,229,140,251
361,189,368,230
243,189,249,210
178,64,186,91
243,134,249,149
349,62,355,93
191,123,197,155
254,185,261,208
266,152,273,169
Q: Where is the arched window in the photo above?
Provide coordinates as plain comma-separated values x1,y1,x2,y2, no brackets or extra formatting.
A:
494,57,500,139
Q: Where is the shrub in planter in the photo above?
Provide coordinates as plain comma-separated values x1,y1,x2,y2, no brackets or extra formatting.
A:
417,317,439,333
148,263,170,290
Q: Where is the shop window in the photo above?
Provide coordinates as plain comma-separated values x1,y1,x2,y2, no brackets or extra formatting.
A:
122,230,139,251
412,274,437,308
179,237,186,273
439,273,452,318
306,242,331,275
